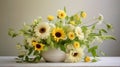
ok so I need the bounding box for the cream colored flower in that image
[65,48,84,63]
[34,22,50,39]
[75,27,84,40]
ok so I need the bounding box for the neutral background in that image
[0,0,120,56]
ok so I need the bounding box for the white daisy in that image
[34,22,50,39]
[75,27,84,40]
[64,48,84,63]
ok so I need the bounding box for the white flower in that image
[34,22,50,39]
[75,27,84,40]
[64,48,84,63]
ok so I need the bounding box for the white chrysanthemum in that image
[75,27,84,40]
[34,22,50,39]
[64,48,84,63]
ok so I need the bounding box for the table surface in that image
[0,56,120,67]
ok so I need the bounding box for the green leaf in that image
[101,36,116,40]
[24,44,29,49]
[64,6,66,12]
[33,50,39,55]
[106,24,112,30]
[18,55,24,58]
[99,29,107,35]
[33,56,41,62]
[92,59,97,62]
[8,28,18,38]
[65,16,69,20]
[25,56,29,62]
[100,29,107,33]
[88,46,98,57]
[89,33,100,36]
[81,26,88,33]
[91,24,96,30]
[28,47,33,55]
[60,45,66,52]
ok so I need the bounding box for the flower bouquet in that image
[8,7,115,63]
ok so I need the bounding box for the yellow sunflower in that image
[73,41,80,48]
[68,32,75,40]
[34,43,44,51]
[47,15,54,21]
[57,10,66,19]
[52,27,65,42]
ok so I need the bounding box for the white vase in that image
[42,48,66,62]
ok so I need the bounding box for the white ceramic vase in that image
[42,48,66,62]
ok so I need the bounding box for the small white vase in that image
[42,48,66,62]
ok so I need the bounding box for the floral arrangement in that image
[8,8,115,63]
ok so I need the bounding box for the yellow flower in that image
[57,10,66,19]
[34,43,44,51]
[52,27,65,42]
[84,56,91,62]
[70,21,75,25]
[47,15,54,21]
[68,32,75,40]
[73,41,80,48]
[32,40,37,46]
[81,11,87,18]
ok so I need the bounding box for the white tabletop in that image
[0,56,120,67]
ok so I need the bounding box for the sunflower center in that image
[73,52,78,57]
[36,44,41,48]
[61,13,64,17]
[39,27,46,33]
[55,32,61,37]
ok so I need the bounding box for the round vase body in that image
[42,48,66,62]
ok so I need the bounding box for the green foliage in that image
[8,28,18,38]
[106,24,112,30]
[88,46,98,57]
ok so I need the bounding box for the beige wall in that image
[0,0,120,56]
